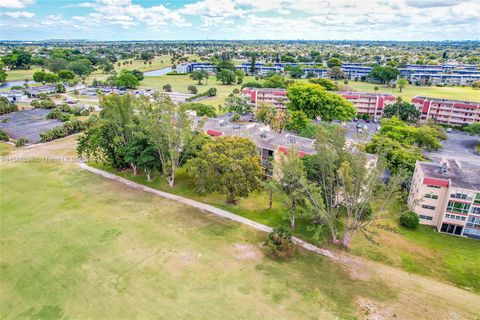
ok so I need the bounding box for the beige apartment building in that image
[408,159,480,239]
[338,92,396,119]
[412,96,480,126]
[241,87,288,110]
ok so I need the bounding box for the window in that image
[427,185,441,189]
[467,216,480,228]
[419,215,433,221]
[445,213,466,221]
[421,205,436,210]
[424,194,439,200]
[475,193,480,205]
[450,192,473,201]
[446,201,470,214]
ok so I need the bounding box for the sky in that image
[0,0,479,41]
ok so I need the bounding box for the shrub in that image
[187,85,197,94]
[185,103,216,117]
[230,113,240,122]
[186,87,218,102]
[0,97,18,115]
[55,83,66,93]
[263,226,296,258]
[207,87,217,96]
[0,129,9,141]
[40,115,98,142]
[163,84,172,92]
[15,137,28,147]
[400,211,420,229]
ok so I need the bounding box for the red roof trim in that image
[206,129,223,137]
[423,177,449,187]
[278,146,308,158]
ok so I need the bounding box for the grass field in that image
[2,139,480,319]
[0,162,391,319]
[140,75,256,109]
[342,81,480,102]
[99,164,480,294]
[0,142,14,156]
[5,67,42,81]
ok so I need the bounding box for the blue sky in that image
[0,0,479,41]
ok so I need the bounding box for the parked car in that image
[353,118,359,122]
[362,125,368,130]
[356,123,363,129]
[446,128,453,133]
[373,118,378,123]
[376,126,381,131]
[365,119,371,123]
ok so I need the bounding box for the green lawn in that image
[342,81,480,102]
[1,162,395,319]
[100,165,480,293]
[140,75,256,109]
[5,67,42,81]
[0,142,14,156]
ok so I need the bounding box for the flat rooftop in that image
[419,159,480,191]
[198,115,315,154]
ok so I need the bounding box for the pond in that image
[0,80,38,90]
[143,67,172,77]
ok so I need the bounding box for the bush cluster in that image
[0,129,9,141]
[15,137,28,147]
[31,97,56,109]
[186,87,217,101]
[0,97,18,115]
[263,226,296,258]
[400,211,420,229]
[47,104,90,121]
[40,115,98,142]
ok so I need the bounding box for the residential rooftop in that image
[419,159,480,190]
[197,115,316,154]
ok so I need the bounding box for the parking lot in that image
[426,131,480,163]
[0,109,62,143]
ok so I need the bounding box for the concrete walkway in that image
[78,162,337,260]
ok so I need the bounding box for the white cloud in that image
[0,0,35,8]
[1,11,35,18]
[405,0,462,8]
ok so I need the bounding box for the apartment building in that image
[408,73,480,86]
[341,63,372,79]
[241,87,288,109]
[338,92,395,119]
[201,116,315,168]
[408,159,480,239]
[412,96,480,126]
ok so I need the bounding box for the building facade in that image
[408,159,480,239]
[338,92,396,119]
[241,87,288,109]
[412,96,480,126]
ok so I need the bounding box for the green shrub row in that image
[186,87,217,101]
[40,115,98,142]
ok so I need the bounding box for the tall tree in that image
[396,78,408,92]
[216,69,236,85]
[383,101,420,122]
[190,70,208,85]
[287,82,356,121]
[139,96,200,187]
[186,136,263,204]
[274,147,308,229]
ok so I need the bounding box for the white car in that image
[446,128,453,133]
[376,126,381,131]
[362,125,368,130]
